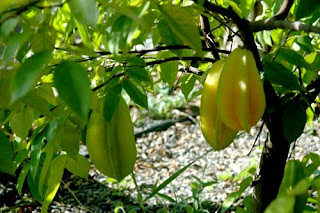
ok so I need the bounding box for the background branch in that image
[200,15,221,60]
[250,20,320,34]
[94,45,230,56]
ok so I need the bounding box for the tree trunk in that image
[252,82,290,212]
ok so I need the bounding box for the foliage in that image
[0,0,320,211]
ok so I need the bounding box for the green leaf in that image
[75,20,93,49]
[221,177,253,213]
[103,84,122,122]
[17,163,30,195]
[0,130,16,175]
[158,51,179,87]
[0,18,18,42]
[123,78,148,109]
[54,61,91,121]
[1,30,32,65]
[22,92,52,116]
[265,196,295,213]
[295,36,313,53]
[302,153,320,176]
[65,154,90,179]
[240,0,255,18]
[31,25,56,53]
[295,0,320,20]
[278,160,305,197]
[157,18,184,56]
[9,105,34,139]
[264,62,301,91]
[38,142,55,198]
[224,0,243,18]
[60,125,80,159]
[277,49,309,68]
[263,30,272,46]
[11,51,52,102]
[41,155,68,213]
[126,67,152,83]
[180,74,196,100]
[68,0,98,27]
[30,131,45,180]
[27,163,43,202]
[158,5,202,54]
[107,15,135,54]
[282,101,306,143]
[146,150,211,200]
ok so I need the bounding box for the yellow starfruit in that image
[200,60,238,150]
[86,94,137,181]
[216,48,266,132]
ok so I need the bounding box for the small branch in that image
[195,0,263,70]
[92,73,124,92]
[250,19,320,34]
[179,67,204,76]
[200,15,220,60]
[94,45,230,56]
[145,56,215,66]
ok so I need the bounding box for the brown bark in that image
[252,82,290,212]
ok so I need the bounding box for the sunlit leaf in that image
[180,74,196,100]
[17,163,30,195]
[158,4,202,54]
[65,154,90,179]
[265,196,295,213]
[11,51,53,103]
[158,51,179,87]
[41,155,68,213]
[9,105,34,139]
[68,0,98,27]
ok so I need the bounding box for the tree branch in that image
[250,19,320,34]
[200,15,220,60]
[194,0,263,70]
[94,45,230,56]
[145,56,215,66]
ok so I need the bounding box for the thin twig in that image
[247,120,266,156]
[62,180,93,213]
[146,56,215,66]
[131,172,146,213]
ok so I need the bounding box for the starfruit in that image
[216,48,266,132]
[200,60,238,150]
[86,94,137,181]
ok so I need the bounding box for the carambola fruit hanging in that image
[86,94,137,181]
[200,60,238,150]
[216,47,266,132]
[200,47,266,150]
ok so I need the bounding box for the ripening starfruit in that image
[216,48,266,132]
[200,60,238,150]
[86,94,137,181]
